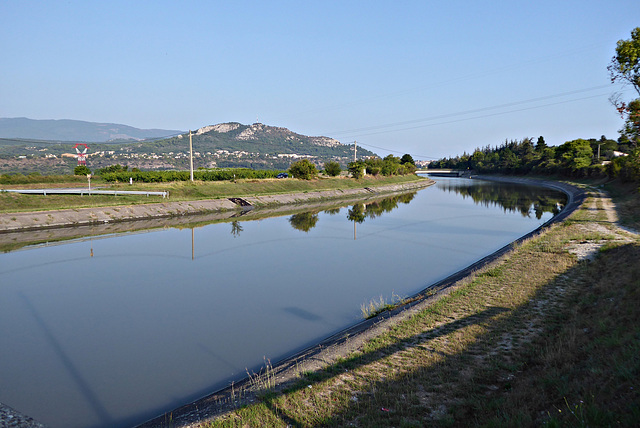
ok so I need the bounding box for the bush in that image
[289,159,318,180]
[101,168,283,183]
[74,165,91,176]
[97,164,128,175]
[323,161,341,177]
[348,160,366,179]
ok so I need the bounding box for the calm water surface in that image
[0,178,566,428]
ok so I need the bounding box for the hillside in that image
[0,117,182,142]
[0,122,377,174]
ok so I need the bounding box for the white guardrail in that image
[1,189,169,198]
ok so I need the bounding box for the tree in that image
[323,160,341,177]
[609,27,640,95]
[470,150,485,170]
[556,139,593,171]
[348,160,366,179]
[74,165,91,176]
[97,164,128,175]
[620,98,640,145]
[609,27,640,146]
[400,154,415,165]
[288,159,318,180]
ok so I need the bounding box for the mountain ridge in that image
[0,120,377,174]
[0,117,183,142]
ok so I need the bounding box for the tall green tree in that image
[535,136,547,152]
[348,160,366,179]
[609,27,640,94]
[400,154,415,165]
[556,139,593,171]
[609,27,640,145]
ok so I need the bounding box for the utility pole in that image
[189,130,194,182]
[354,140,357,162]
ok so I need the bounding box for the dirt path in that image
[566,188,637,261]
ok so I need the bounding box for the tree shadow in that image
[258,305,511,427]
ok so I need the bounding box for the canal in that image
[0,177,567,428]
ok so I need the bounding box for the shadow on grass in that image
[260,243,638,428]
[257,305,511,427]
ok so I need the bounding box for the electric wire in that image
[326,85,613,137]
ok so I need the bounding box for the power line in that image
[326,85,615,137]
[352,92,613,140]
[350,89,634,160]
[269,42,609,123]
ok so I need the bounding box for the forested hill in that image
[146,122,374,161]
[0,122,376,173]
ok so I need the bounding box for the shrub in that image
[323,161,341,177]
[74,165,91,176]
[348,160,366,179]
[289,159,318,180]
[101,168,283,183]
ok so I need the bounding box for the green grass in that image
[0,174,427,213]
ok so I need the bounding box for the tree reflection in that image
[347,203,366,223]
[230,220,243,238]
[348,192,417,223]
[289,212,319,232]
[437,181,566,219]
[323,207,341,215]
[288,192,418,232]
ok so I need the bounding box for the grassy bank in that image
[0,175,425,213]
[195,182,639,427]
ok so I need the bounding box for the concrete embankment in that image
[0,180,433,233]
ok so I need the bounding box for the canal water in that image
[0,178,567,428]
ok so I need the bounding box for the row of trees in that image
[432,27,640,186]
[430,136,639,182]
[347,154,416,179]
[101,167,283,182]
[288,154,416,180]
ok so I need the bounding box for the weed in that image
[360,292,406,319]
[245,357,276,393]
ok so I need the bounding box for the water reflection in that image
[289,212,320,232]
[288,192,419,233]
[230,220,243,238]
[436,179,566,219]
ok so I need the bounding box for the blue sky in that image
[1,0,639,159]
